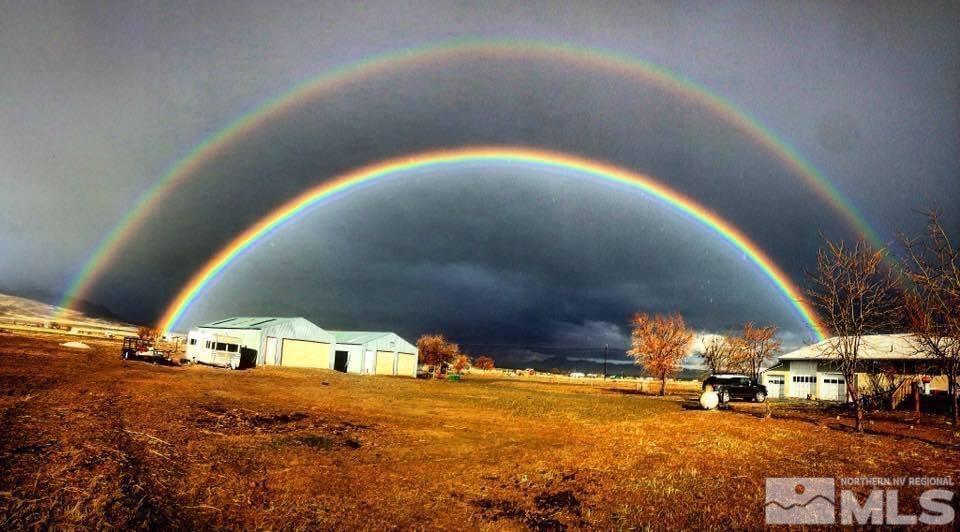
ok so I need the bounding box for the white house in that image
[762,334,945,401]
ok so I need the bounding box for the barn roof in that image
[330,331,395,344]
[779,334,938,361]
[199,317,301,329]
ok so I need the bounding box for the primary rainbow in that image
[156,146,828,340]
[58,39,881,319]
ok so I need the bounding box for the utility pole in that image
[603,344,608,380]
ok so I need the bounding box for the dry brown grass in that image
[2,330,958,530]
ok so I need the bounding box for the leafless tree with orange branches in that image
[741,323,782,381]
[901,209,960,425]
[806,237,901,432]
[699,335,747,375]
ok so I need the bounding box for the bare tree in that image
[699,335,747,375]
[741,323,783,381]
[807,238,901,432]
[902,209,960,425]
[627,313,694,396]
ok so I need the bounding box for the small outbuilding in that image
[188,317,336,368]
[330,331,419,377]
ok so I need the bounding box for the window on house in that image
[189,338,197,346]
[227,344,238,353]
[215,342,227,351]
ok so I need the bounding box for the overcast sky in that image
[1,1,957,369]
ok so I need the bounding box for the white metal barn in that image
[187,317,336,369]
[330,331,418,377]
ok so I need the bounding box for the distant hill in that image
[0,291,136,329]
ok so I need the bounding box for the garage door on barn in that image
[281,339,330,368]
[765,375,784,398]
[396,352,417,376]
[375,351,395,375]
[791,375,815,399]
[819,375,846,401]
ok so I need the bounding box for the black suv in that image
[702,374,767,403]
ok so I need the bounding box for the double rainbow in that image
[58,39,879,325]
[156,147,827,340]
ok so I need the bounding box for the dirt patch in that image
[472,474,588,532]
[473,498,529,521]
[534,490,581,515]
[192,404,316,434]
[191,403,373,453]
[473,494,575,531]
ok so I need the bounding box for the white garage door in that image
[766,376,784,398]
[281,339,330,368]
[819,375,846,401]
[396,353,417,377]
[375,351,395,375]
[791,375,816,399]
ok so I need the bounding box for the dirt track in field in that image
[2,331,959,530]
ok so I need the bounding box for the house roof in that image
[330,331,395,344]
[199,317,300,330]
[779,334,934,361]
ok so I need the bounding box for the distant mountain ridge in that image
[494,354,705,379]
[0,291,134,328]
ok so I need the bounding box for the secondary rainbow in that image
[58,39,881,319]
[156,147,828,340]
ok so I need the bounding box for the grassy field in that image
[2,331,959,530]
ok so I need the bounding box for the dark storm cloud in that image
[1,1,958,368]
